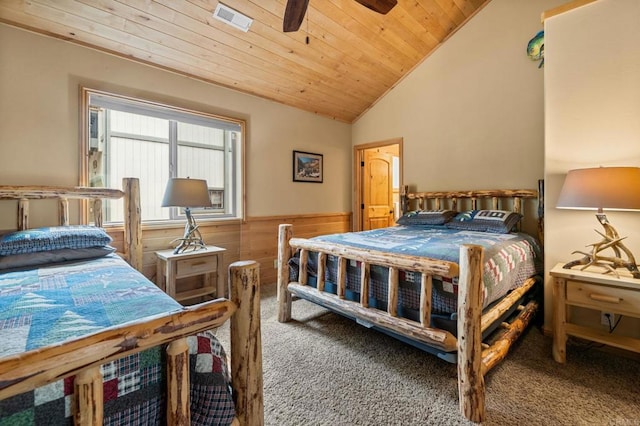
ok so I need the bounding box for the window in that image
[82,88,244,224]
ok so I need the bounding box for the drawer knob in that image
[191,261,207,266]
[589,293,621,304]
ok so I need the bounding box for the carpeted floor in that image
[217,283,640,425]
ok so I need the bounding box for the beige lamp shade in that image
[162,178,212,208]
[557,167,640,212]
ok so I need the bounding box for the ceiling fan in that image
[283,0,398,32]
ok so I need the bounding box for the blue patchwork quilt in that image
[292,225,542,315]
[0,254,181,356]
[0,254,234,425]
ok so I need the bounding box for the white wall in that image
[544,0,640,332]
[353,0,566,194]
[0,24,352,228]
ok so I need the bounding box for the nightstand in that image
[550,263,640,363]
[156,245,227,303]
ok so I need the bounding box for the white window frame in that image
[80,88,245,225]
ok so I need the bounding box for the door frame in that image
[353,137,403,232]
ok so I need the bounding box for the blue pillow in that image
[0,225,113,256]
[0,246,116,270]
[445,210,523,234]
[396,210,457,226]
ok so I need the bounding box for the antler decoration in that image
[563,213,640,278]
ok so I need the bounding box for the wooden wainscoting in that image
[240,213,352,286]
[107,212,351,291]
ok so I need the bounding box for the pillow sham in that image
[445,209,523,234]
[396,209,457,226]
[0,246,116,270]
[0,225,113,256]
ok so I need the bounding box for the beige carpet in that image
[218,283,640,425]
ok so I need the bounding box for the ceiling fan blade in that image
[283,0,310,32]
[354,0,397,14]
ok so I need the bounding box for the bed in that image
[0,178,263,425]
[277,183,544,423]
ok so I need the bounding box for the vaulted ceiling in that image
[0,0,490,123]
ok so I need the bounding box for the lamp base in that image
[171,208,207,254]
[563,213,640,279]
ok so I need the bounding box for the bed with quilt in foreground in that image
[0,178,263,425]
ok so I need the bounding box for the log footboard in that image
[457,244,485,422]
[230,260,264,425]
[0,262,263,426]
[277,223,539,423]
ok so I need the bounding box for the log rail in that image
[401,187,538,213]
[0,179,264,426]
[277,185,543,423]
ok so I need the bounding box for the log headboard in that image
[400,179,545,245]
[0,178,143,271]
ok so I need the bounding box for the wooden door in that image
[363,150,394,230]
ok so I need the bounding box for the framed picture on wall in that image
[293,150,323,183]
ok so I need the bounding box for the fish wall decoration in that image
[527,30,544,68]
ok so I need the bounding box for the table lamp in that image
[162,177,212,254]
[557,166,640,278]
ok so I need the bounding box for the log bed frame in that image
[277,183,544,423]
[0,178,264,426]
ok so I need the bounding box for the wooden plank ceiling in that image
[0,0,490,123]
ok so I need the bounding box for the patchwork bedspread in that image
[0,255,234,425]
[0,255,181,356]
[292,225,542,316]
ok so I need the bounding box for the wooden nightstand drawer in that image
[176,256,218,278]
[567,280,640,317]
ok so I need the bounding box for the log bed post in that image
[230,260,264,426]
[278,224,293,322]
[538,179,545,246]
[74,366,103,426]
[400,185,409,214]
[166,338,190,425]
[122,178,143,272]
[457,244,485,423]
